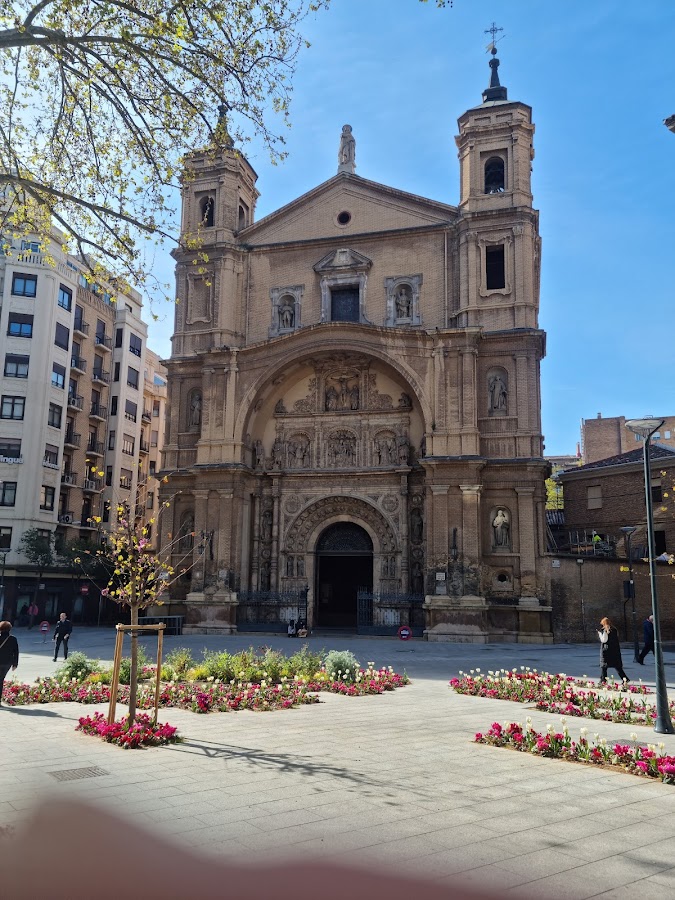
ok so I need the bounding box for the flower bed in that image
[475,720,675,785]
[77,712,180,749]
[449,668,668,727]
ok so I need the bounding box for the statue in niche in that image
[274,399,287,414]
[395,286,412,319]
[488,373,508,415]
[374,438,384,465]
[492,508,511,549]
[411,508,423,544]
[297,557,305,577]
[289,439,309,469]
[325,386,338,411]
[279,298,295,330]
[286,556,294,577]
[398,392,413,410]
[386,437,397,465]
[329,434,355,467]
[338,124,356,172]
[254,440,264,469]
[260,562,271,591]
[189,392,202,428]
[381,556,394,578]
[350,384,360,410]
[179,515,194,551]
[411,561,424,595]
[397,435,410,465]
[419,435,426,458]
[272,437,284,469]
[261,510,273,542]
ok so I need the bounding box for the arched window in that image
[238,202,249,231]
[484,157,505,194]
[199,196,215,227]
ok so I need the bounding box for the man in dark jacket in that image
[53,613,73,662]
[0,620,19,705]
[637,615,655,664]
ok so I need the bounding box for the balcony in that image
[142,408,152,422]
[43,456,60,470]
[94,333,113,351]
[82,478,103,493]
[139,438,150,454]
[124,411,137,423]
[92,368,110,384]
[64,431,81,448]
[61,472,78,486]
[89,402,108,421]
[70,356,87,374]
[67,393,84,411]
[119,476,132,490]
[73,318,89,336]
[86,439,104,456]
[135,504,145,518]
[58,511,75,525]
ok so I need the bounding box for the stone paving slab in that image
[3,629,675,898]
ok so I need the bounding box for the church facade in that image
[159,56,552,642]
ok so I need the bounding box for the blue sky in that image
[146,0,675,456]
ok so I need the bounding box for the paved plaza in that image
[3,628,675,898]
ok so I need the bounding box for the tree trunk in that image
[128,604,139,726]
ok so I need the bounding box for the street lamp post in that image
[625,418,674,734]
[620,526,639,662]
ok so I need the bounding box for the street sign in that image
[398,625,412,641]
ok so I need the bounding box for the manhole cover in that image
[48,766,110,782]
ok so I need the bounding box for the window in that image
[115,328,123,348]
[0,438,21,460]
[11,273,37,297]
[1,395,25,420]
[651,480,663,503]
[48,402,62,428]
[666,431,672,440]
[51,362,66,390]
[113,362,120,382]
[58,285,72,311]
[238,202,249,230]
[7,313,34,338]
[145,523,153,541]
[152,399,160,417]
[120,468,132,490]
[0,527,12,549]
[106,466,113,487]
[93,355,104,379]
[110,396,118,416]
[330,287,360,322]
[149,461,156,476]
[484,156,505,194]
[655,530,667,556]
[108,430,116,450]
[0,482,17,506]
[587,485,602,510]
[485,245,506,290]
[129,333,142,357]
[21,240,40,253]
[54,322,70,350]
[127,367,139,389]
[102,501,111,523]
[74,306,86,331]
[4,354,29,378]
[122,433,135,456]
[146,491,154,509]
[44,443,59,466]
[200,196,214,227]
[151,429,158,447]
[124,399,137,422]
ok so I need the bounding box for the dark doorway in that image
[316,523,373,629]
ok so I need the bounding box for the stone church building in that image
[159,54,552,642]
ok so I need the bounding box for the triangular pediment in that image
[240,173,458,246]
[313,248,372,273]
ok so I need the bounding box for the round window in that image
[336,211,352,226]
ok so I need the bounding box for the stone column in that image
[202,367,214,443]
[460,347,479,455]
[516,486,538,605]
[515,353,530,456]
[270,477,281,590]
[251,489,261,590]
[224,349,238,443]
[192,490,209,591]
[459,484,482,601]
[399,474,409,592]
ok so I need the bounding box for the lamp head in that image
[625,417,665,439]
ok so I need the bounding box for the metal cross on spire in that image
[484,22,504,54]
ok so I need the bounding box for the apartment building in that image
[139,348,168,551]
[0,233,161,621]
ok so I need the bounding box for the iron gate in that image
[237,588,308,633]
[356,590,425,636]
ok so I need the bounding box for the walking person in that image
[27,601,38,630]
[52,612,72,662]
[0,621,19,706]
[598,616,629,685]
[637,615,655,665]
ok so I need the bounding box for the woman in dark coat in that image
[0,620,19,706]
[598,616,628,685]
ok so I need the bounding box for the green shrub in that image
[118,646,150,685]
[324,649,360,683]
[56,652,100,683]
[164,647,194,675]
[287,644,325,679]
[202,650,236,682]
[88,669,112,685]
[160,665,177,681]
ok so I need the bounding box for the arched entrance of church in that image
[315,523,373,629]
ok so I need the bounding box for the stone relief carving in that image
[366,373,393,410]
[260,561,271,590]
[384,274,422,326]
[188,390,202,430]
[397,434,410,465]
[272,437,284,469]
[381,495,399,513]
[411,508,424,544]
[269,285,303,337]
[338,124,356,174]
[492,507,511,550]
[254,440,265,469]
[324,375,359,411]
[487,370,508,416]
[287,435,311,469]
[381,556,396,578]
[411,561,424,595]
[261,509,273,542]
[178,514,195,552]
[279,296,295,330]
[284,496,301,515]
[327,431,356,467]
[274,399,287,414]
[398,393,413,410]
[373,433,397,466]
[293,378,317,414]
[285,496,397,555]
[395,286,412,319]
[186,276,212,325]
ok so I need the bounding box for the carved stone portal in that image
[285,496,398,555]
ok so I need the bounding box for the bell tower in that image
[172,105,259,353]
